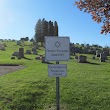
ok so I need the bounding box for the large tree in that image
[34,18,59,46]
[54,21,59,36]
[75,0,110,34]
[48,20,54,36]
[34,19,42,43]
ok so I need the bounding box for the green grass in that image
[0,41,110,110]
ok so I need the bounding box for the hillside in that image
[0,41,110,110]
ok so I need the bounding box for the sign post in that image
[45,36,70,110]
[56,61,60,110]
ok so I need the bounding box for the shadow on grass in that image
[23,57,33,60]
[42,62,53,64]
[78,61,100,65]
[0,64,19,66]
[86,61,100,65]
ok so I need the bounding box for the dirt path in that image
[0,66,25,76]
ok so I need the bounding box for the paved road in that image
[0,66,25,76]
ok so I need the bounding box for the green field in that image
[0,41,110,110]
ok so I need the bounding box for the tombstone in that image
[99,53,107,62]
[42,56,45,63]
[17,41,21,45]
[0,44,5,50]
[19,48,24,58]
[96,50,102,57]
[78,55,87,63]
[1,46,5,51]
[3,43,7,47]
[32,47,36,51]
[33,51,37,55]
[26,50,31,54]
[12,52,19,57]
[17,56,21,59]
[41,56,49,63]
[75,55,78,59]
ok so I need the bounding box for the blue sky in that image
[0,0,110,47]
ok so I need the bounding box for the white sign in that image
[45,36,70,61]
[48,64,67,77]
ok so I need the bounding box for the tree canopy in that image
[75,0,110,34]
[34,18,58,46]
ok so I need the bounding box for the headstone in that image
[33,51,37,55]
[99,53,107,62]
[0,44,5,50]
[78,55,87,63]
[12,52,19,57]
[19,48,24,58]
[26,50,31,54]
[75,55,78,59]
[1,46,5,51]
[17,41,21,45]
[42,56,45,63]
[17,56,21,59]
[41,56,49,63]
[96,50,102,57]
[32,47,36,51]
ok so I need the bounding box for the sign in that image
[48,64,67,77]
[45,36,70,61]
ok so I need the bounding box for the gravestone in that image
[1,46,5,51]
[33,51,37,55]
[12,52,19,57]
[96,50,102,57]
[26,50,31,54]
[0,44,5,50]
[17,41,21,45]
[32,47,36,51]
[75,55,78,59]
[32,47,37,55]
[19,48,24,58]
[41,56,49,63]
[99,53,107,62]
[78,55,87,63]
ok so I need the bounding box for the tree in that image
[54,21,59,36]
[34,18,59,46]
[25,37,29,41]
[75,0,110,34]
[30,38,34,42]
[48,20,54,36]
[34,19,42,44]
[41,18,48,44]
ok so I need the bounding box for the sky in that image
[0,0,110,47]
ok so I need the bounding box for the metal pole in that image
[56,61,60,110]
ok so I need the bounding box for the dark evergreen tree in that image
[48,21,54,36]
[54,21,58,36]
[34,19,42,44]
[41,18,49,45]
[34,18,59,46]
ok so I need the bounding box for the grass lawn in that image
[0,41,110,110]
